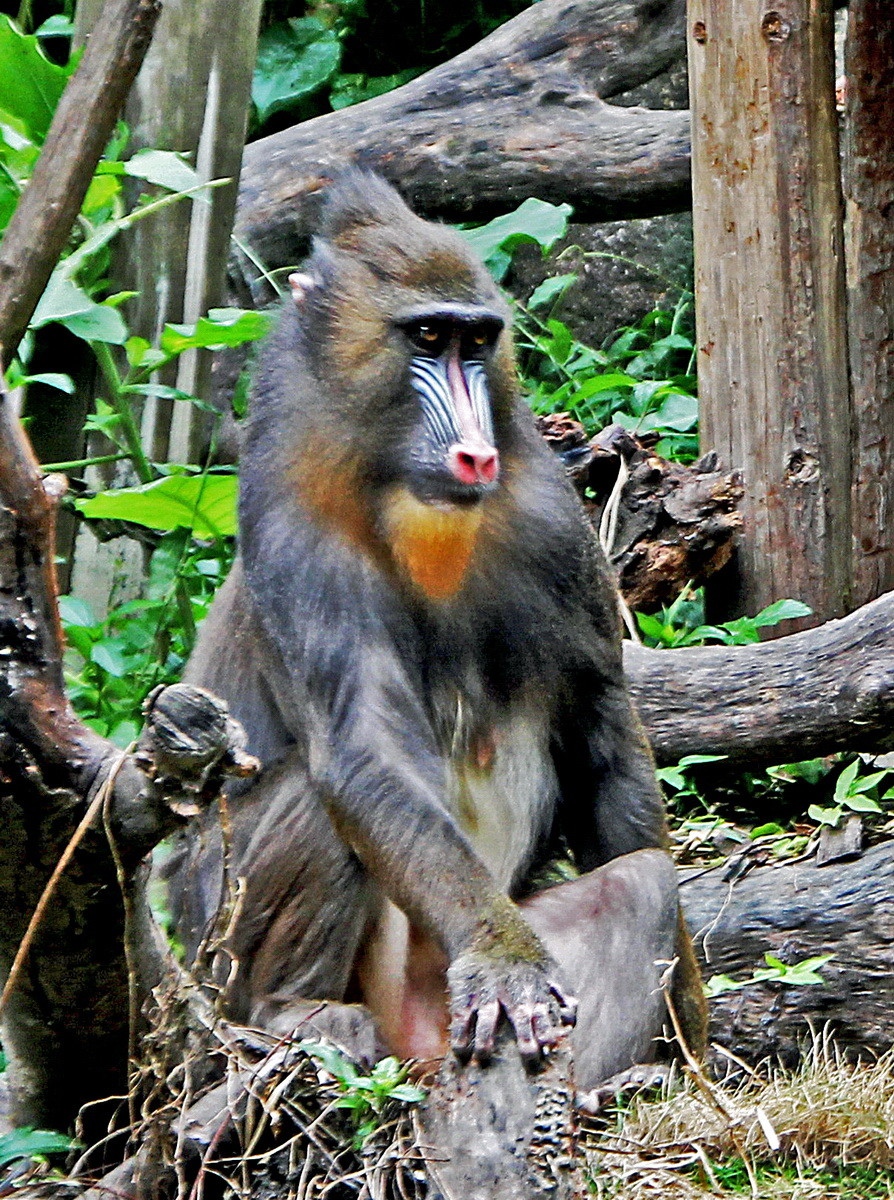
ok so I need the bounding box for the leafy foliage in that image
[705,953,833,998]
[253,17,341,126]
[60,533,233,743]
[305,1042,426,1147]
[0,1125,77,1168]
[636,591,813,649]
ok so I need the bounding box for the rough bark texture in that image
[843,0,894,608]
[0,0,162,366]
[681,840,894,1065]
[0,394,252,1128]
[625,589,894,767]
[541,418,744,611]
[232,0,691,297]
[688,0,851,625]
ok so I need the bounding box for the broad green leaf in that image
[0,1126,76,1167]
[569,373,636,401]
[35,15,75,38]
[461,199,573,268]
[753,598,813,626]
[90,640,129,677]
[808,803,842,827]
[58,595,96,628]
[527,273,576,310]
[833,758,862,804]
[0,15,74,141]
[122,148,201,193]
[59,303,128,345]
[648,391,698,432]
[253,18,341,126]
[841,793,882,814]
[75,475,237,538]
[161,308,273,354]
[24,372,74,393]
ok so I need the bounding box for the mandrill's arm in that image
[244,540,575,1062]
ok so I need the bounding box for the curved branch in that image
[625,591,894,766]
[234,0,690,280]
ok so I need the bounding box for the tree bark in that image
[687,0,851,626]
[0,0,162,367]
[232,0,691,294]
[625,590,894,767]
[681,840,894,1065]
[843,0,894,608]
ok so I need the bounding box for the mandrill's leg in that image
[521,848,679,1091]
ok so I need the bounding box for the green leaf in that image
[646,391,698,433]
[0,15,74,141]
[34,15,75,39]
[90,640,130,677]
[58,595,96,627]
[23,372,74,393]
[833,758,862,805]
[253,18,341,126]
[160,308,273,354]
[527,274,576,310]
[461,199,573,271]
[753,598,813,626]
[121,148,201,193]
[0,1126,76,1167]
[635,612,669,643]
[75,475,237,538]
[841,793,882,814]
[31,275,128,344]
[387,1083,427,1103]
[808,803,842,827]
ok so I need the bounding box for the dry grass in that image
[584,1033,894,1199]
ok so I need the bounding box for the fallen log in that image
[625,590,894,767]
[233,0,690,290]
[681,840,894,1065]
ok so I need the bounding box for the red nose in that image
[448,443,500,486]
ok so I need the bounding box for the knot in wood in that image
[761,11,791,42]
[692,20,707,44]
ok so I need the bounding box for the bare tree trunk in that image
[687,0,851,626]
[843,0,894,608]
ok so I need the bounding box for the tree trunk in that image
[843,0,894,608]
[687,0,851,626]
[232,0,691,295]
[681,840,894,1065]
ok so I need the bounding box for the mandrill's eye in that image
[405,322,448,356]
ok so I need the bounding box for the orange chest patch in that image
[382,487,484,601]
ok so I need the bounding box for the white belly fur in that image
[445,706,556,892]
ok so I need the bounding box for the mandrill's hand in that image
[447,946,577,1065]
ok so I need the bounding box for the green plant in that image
[705,953,832,999]
[306,1042,426,1147]
[0,1125,77,1168]
[656,754,728,806]
[60,531,233,743]
[807,757,894,830]
[636,591,813,648]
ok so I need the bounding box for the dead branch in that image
[232,0,689,291]
[625,590,894,767]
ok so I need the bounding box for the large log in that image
[681,840,894,1065]
[233,0,691,287]
[625,590,894,767]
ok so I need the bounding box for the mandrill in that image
[167,171,706,1088]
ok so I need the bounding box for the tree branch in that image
[625,591,894,767]
[0,0,162,365]
[233,0,690,287]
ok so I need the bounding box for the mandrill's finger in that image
[530,1003,561,1050]
[550,982,578,1026]
[472,998,501,1061]
[450,1004,477,1061]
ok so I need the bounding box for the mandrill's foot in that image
[577,1061,677,1114]
[251,995,389,1068]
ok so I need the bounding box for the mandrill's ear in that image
[288,273,317,308]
